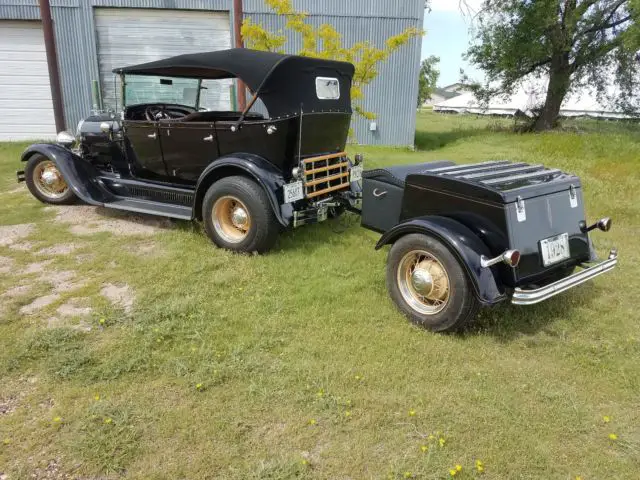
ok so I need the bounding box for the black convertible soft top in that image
[114,48,355,117]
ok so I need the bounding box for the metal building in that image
[0,0,424,145]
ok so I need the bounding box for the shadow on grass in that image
[468,282,600,341]
[414,127,486,151]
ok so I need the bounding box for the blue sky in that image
[421,0,484,87]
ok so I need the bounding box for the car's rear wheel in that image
[203,176,278,254]
[25,154,76,205]
[386,233,480,332]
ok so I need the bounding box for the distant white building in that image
[423,82,473,106]
[434,81,633,119]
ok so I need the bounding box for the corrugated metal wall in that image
[0,0,423,146]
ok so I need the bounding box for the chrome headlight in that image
[56,131,76,147]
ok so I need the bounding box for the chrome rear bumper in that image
[512,249,618,306]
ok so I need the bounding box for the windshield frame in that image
[120,73,204,110]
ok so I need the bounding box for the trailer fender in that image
[375,216,507,305]
[194,153,292,227]
[20,144,113,205]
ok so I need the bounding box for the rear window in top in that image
[316,77,340,100]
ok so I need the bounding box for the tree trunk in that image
[534,55,571,131]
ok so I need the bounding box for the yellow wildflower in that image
[420,445,428,452]
[301,459,308,466]
[428,434,435,440]
[94,394,100,401]
[196,383,203,390]
[603,415,610,423]
[608,433,618,440]
[408,409,416,417]
[355,374,362,380]
[455,465,462,472]
[3,438,10,445]
[439,437,446,447]
[52,416,62,423]
[316,389,324,397]
[449,469,457,476]
[345,411,351,417]
[476,459,484,473]
[403,472,412,479]
[99,318,105,325]
[308,419,316,426]
[575,476,583,480]
[103,417,112,424]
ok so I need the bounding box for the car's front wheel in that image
[25,154,76,205]
[386,233,480,332]
[202,176,279,254]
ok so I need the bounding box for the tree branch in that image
[580,14,631,35]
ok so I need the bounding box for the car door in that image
[124,121,167,179]
[159,122,218,182]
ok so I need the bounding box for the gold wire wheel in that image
[32,160,69,199]
[397,250,451,315]
[212,195,252,244]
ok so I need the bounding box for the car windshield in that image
[124,75,234,111]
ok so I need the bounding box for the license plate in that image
[540,233,570,267]
[283,181,304,203]
[350,165,363,183]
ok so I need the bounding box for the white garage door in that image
[0,21,56,141]
[95,8,232,112]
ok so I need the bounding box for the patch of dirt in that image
[0,256,14,274]
[9,241,37,252]
[0,223,34,247]
[125,241,163,257]
[75,253,96,264]
[101,283,135,313]
[0,395,19,416]
[56,298,93,318]
[50,205,173,237]
[36,243,80,256]
[29,459,73,480]
[19,294,60,316]
[21,260,54,275]
[39,270,86,294]
[2,185,27,195]
[1,285,32,298]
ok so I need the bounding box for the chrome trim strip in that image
[461,164,542,180]
[512,250,618,306]
[426,160,511,173]
[482,168,562,185]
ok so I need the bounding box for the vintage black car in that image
[17,49,617,332]
[17,49,362,253]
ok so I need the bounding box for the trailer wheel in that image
[386,233,480,332]
[203,176,278,254]
[25,154,76,205]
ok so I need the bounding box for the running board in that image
[105,198,192,220]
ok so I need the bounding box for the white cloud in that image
[429,0,483,13]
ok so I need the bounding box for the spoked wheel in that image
[212,195,252,244]
[25,154,76,204]
[386,233,480,332]
[396,250,451,315]
[203,176,278,254]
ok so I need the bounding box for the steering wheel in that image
[145,105,171,121]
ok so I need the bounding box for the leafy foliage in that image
[417,55,441,107]
[466,0,640,130]
[241,0,423,120]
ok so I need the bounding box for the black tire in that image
[386,233,480,332]
[202,176,279,254]
[25,154,76,205]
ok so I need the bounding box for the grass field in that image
[0,111,638,479]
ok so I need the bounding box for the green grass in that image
[1,112,639,479]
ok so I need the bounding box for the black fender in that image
[375,216,507,305]
[194,153,292,227]
[21,144,114,205]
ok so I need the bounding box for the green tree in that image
[466,1,640,131]
[241,0,423,120]
[417,55,441,107]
